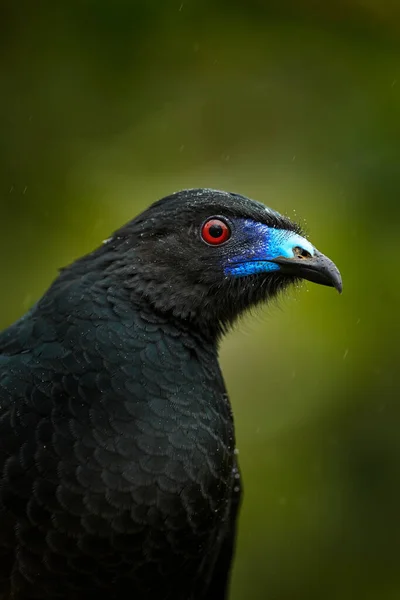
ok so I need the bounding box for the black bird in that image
[0,188,341,600]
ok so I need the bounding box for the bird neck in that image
[118,278,225,346]
[59,246,229,344]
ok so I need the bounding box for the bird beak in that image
[270,249,343,293]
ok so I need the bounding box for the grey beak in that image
[271,249,343,293]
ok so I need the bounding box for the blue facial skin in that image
[224,219,315,277]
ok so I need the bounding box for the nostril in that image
[293,246,312,259]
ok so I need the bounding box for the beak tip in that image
[333,275,343,294]
[331,269,343,295]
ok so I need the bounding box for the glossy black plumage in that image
[0,188,340,600]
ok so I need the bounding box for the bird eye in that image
[201,218,231,245]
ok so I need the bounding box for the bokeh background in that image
[1,1,400,598]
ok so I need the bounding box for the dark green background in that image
[1,1,400,598]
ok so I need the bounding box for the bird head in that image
[95,188,342,339]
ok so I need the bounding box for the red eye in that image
[201,218,231,245]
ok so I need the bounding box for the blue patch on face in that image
[224,219,315,278]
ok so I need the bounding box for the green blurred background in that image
[1,1,400,598]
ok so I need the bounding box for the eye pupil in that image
[209,224,223,238]
[201,218,231,245]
